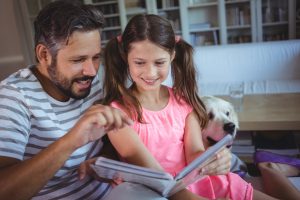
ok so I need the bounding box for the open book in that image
[90,134,233,197]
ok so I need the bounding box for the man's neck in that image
[31,65,69,102]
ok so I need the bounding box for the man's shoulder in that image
[1,67,35,87]
[0,66,41,101]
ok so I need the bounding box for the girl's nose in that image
[145,65,157,77]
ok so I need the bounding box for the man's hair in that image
[34,0,104,60]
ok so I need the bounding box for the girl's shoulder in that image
[111,101,126,111]
[166,86,193,113]
[165,86,176,99]
[167,86,185,104]
[110,101,127,113]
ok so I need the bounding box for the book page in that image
[91,157,175,195]
[91,135,233,197]
[166,134,233,197]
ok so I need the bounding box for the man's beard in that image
[47,58,94,100]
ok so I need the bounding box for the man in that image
[0,1,133,199]
[0,1,229,200]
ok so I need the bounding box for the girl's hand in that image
[200,148,231,175]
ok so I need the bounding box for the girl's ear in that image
[36,44,52,66]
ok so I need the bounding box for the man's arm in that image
[0,134,78,200]
[0,104,132,200]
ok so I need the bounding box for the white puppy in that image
[201,96,248,177]
[201,95,238,148]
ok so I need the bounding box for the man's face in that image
[48,30,101,100]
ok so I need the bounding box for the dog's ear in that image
[208,111,214,120]
[201,95,216,112]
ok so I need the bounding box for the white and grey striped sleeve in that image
[0,84,31,160]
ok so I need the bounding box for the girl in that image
[100,14,273,200]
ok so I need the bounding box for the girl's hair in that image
[102,14,208,128]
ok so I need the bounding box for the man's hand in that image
[68,104,133,148]
[78,158,123,186]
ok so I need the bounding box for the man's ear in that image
[36,44,52,66]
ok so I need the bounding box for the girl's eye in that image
[156,62,165,66]
[135,62,144,65]
[93,56,100,61]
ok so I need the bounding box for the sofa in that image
[164,40,300,95]
[193,40,300,96]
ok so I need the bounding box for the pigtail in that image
[172,40,208,128]
[101,37,143,122]
[102,38,126,105]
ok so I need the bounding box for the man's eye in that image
[72,58,85,63]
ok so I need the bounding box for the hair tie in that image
[117,35,122,43]
[175,35,181,43]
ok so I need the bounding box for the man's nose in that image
[83,60,97,76]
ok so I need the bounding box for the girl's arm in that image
[107,126,164,171]
[105,122,212,200]
[184,111,206,164]
[77,128,163,181]
[184,111,231,175]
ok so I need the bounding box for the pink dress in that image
[112,87,253,200]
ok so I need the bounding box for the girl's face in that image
[127,40,174,91]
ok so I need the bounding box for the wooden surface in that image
[219,93,300,131]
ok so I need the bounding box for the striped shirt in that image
[0,66,111,199]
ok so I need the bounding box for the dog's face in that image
[201,96,239,148]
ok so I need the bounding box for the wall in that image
[0,0,25,81]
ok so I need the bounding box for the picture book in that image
[90,134,233,197]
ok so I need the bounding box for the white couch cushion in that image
[193,40,300,95]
